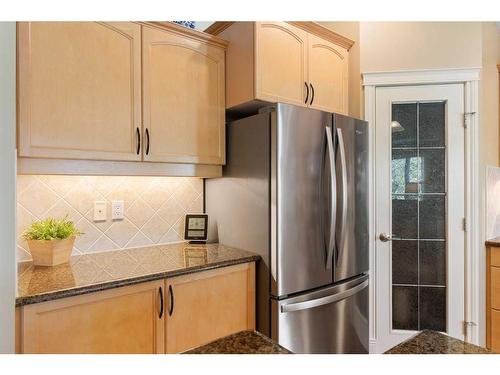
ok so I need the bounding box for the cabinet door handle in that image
[136,128,140,155]
[310,83,315,105]
[145,128,150,155]
[158,286,164,319]
[168,285,174,316]
[304,82,309,104]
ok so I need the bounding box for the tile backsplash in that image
[486,166,500,239]
[17,175,203,261]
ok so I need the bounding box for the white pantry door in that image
[374,84,465,353]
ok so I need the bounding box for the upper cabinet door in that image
[142,25,226,165]
[18,22,142,161]
[307,33,349,114]
[255,22,308,106]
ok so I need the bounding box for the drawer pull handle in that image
[145,128,150,156]
[158,286,164,319]
[310,83,315,105]
[168,285,174,316]
[304,82,309,104]
[136,127,140,155]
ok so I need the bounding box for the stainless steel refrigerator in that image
[206,103,369,354]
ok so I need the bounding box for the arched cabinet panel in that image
[308,33,348,114]
[255,22,308,106]
[142,25,226,165]
[18,22,142,161]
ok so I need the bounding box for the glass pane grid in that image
[391,101,446,332]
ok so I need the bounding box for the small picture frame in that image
[184,214,208,244]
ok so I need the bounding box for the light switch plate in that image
[94,201,107,222]
[112,200,124,220]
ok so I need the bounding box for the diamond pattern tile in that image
[17,175,203,260]
[126,198,155,228]
[105,218,138,248]
[18,179,59,217]
[141,214,169,243]
[157,197,185,226]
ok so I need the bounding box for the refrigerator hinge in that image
[462,217,467,232]
[463,112,476,129]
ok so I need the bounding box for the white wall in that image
[0,22,17,354]
[360,22,483,72]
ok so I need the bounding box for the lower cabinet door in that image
[21,280,165,354]
[165,262,256,353]
[492,309,500,353]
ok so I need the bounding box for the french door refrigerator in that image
[206,103,369,353]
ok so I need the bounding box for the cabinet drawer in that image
[492,267,500,310]
[492,309,500,353]
[491,247,500,267]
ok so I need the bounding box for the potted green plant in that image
[22,217,82,266]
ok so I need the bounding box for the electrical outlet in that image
[94,201,107,222]
[112,200,124,220]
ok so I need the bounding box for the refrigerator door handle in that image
[336,128,348,263]
[325,126,336,269]
[280,279,369,313]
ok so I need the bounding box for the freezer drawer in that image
[271,274,369,354]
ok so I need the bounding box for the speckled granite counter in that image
[16,243,259,307]
[385,330,490,354]
[485,236,500,247]
[183,330,291,354]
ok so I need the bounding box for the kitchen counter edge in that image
[16,251,259,307]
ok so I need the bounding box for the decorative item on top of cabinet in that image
[17,21,228,177]
[205,21,353,116]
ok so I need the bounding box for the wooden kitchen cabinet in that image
[20,280,165,354]
[142,23,226,165]
[487,245,500,353]
[16,262,256,354]
[16,21,227,177]
[208,21,353,114]
[165,262,255,353]
[254,22,308,106]
[17,22,142,162]
[307,33,348,114]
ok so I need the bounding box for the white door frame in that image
[363,68,481,353]
[0,22,17,353]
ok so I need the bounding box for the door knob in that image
[379,233,393,242]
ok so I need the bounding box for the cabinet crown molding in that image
[139,22,229,48]
[205,21,355,50]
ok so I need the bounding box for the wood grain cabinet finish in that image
[165,262,255,353]
[20,280,165,354]
[254,22,308,106]
[213,21,352,114]
[307,33,348,114]
[17,21,227,176]
[487,246,500,353]
[142,24,226,165]
[16,262,256,354]
[17,22,142,161]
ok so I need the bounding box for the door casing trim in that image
[363,68,481,353]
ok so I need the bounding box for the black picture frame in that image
[184,214,208,242]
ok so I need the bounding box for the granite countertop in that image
[183,330,291,354]
[16,242,259,307]
[485,236,500,247]
[385,330,491,354]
